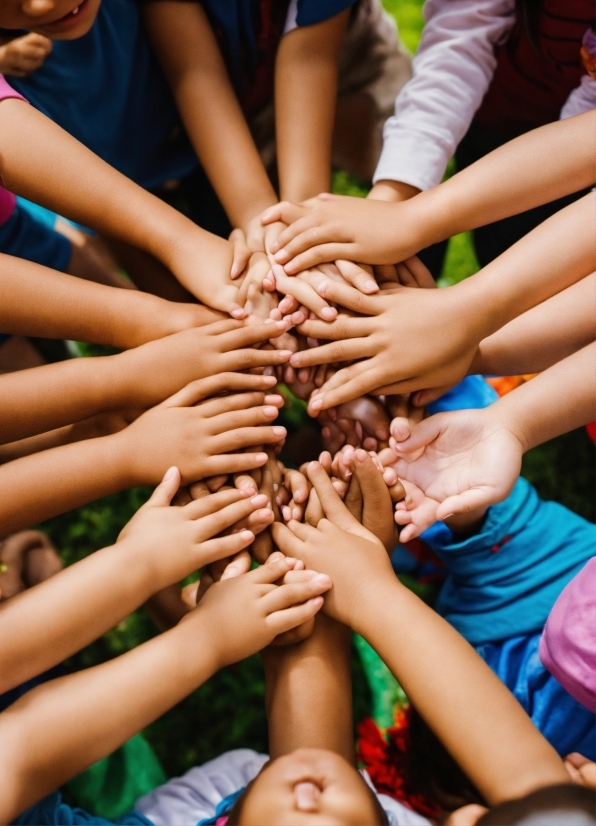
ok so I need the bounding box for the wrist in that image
[452,274,503,341]
[368,180,420,203]
[350,576,403,639]
[105,429,144,490]
[177,606,222,676]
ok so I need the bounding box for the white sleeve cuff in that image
[373,125,453,190]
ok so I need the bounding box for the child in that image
[0,76,251,313]
[135,460,589,825]
[0,470,330,822]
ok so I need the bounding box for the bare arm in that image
[0,100,240,312]
[141,1,277,234]
[262,614,354,762]
[275,10,350,202]
[472,273,596,376]
[0,253,223,349]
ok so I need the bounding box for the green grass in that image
[37,0,594,797]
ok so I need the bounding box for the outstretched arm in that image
[0,556,328,823]
[262,612,354,762]
[0,253,222,349]
[0,99,241,312]
[275,10,350,204]
[273,463,570,807]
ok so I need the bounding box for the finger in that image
[203,452,270,476]
[234,472,259,496]
[270,521,305,557]
[266,596,325,635]
[390,416,443,456]
[221,318,290,350]
[344,473,363,522]
[207,401,282,430]
[284,468,310,505]
[250,554,294,584]
[352,448,393,524]
[271,266,337,321]
[289,338,372,369]
[220,550,252,579]
[405,255,436,290]
[198,530,255,564]
[436,490,492,521]
[184,488,255,520]
[161,372,278,408]
[296,315,373,342]
[144,466,181,507]
[315,280,379,316]
[219,341,292,373]
[334,260,378,294]
[261,201,307,227]
[229,228,252,279]
[308,366,386,413]
[397,523,422,543]
[252,527,274,564]
[188,480,212,501]
[306,462,361,531]
[262,574,331,612]
[211,424,286,452]
[232,506,274,534]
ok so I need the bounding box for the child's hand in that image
[191,554,331,669]
[117,373,288,486]
[341,448,398,552]
[564,753,596,789]
[262,193,423,273]
[291,282,484,411]
[116,319,292,409]
[0,530,62,601]
[392,478,440,541]
[0,33,51,77]
[272,462,395,629]
[389,407,523,519]
[118,466,271,586]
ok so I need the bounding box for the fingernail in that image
[262,375,277,385]
[273,426,287,436]
[263,405,278,417]
[251,494,267,506]
[321,427,330,438]
[310,398,323,411]
[282,506,291,521]
[273,249,288,262]
[231,308,246,319]
[264,394,282,404]
[240,530,254,541]
[289,354,301,366]
[320,307,337,321]
[256,508,272,520]
[355,449,367,463]
[164,466,177,481]
[277,350,293,360]
[364,280,378,293]
[314,574,331,586]
[317,281,329,296]
[256,453,268,463]
[292,311,306,324]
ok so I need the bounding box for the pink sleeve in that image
[0,74,26,224]
[539,557,596,712]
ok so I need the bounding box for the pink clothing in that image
[0,74,26,225]
[539,558,596,712]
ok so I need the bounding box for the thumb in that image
[436,488,491,521]
[391,416,442,455]
[412,384,456,407]
[146,467,180,507]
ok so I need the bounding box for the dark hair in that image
[403,707,485,811]
[477,783,596,825]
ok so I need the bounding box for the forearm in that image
[0,618,215,822]
[0,254,207,349]
[356,580,568,805]
[492,342,596,452]
[415,111,596,247]
[0,100,199,269]
[472,273,596,375]
[275,12,349,202]
[0,432,131,536]
[262,615,354,761]
[0,537,164,693]
[455,194,596,335]
[142,2,277,229]
[0,355,130,443]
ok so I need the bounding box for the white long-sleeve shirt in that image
[373,0,595,190]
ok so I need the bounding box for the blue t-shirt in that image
[13,793,152,826]
[10,0,198,190]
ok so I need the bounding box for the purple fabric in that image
[539,558,596,712]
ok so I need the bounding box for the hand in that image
[340,448,399,552]
[290,281,484,410]
[0,33,51,77]
[117,373,288,486]
[564,753,596,789]
[116,318,292,409]
[191,553,331,669]
[271,462,395,629]
[388,407,523,519]
[0,530,62,601]
[118,466,271,585]
[262,193,423,274]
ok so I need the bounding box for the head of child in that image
[0,0,100,40]
[446,784,596,826]
[227,748,390,826]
